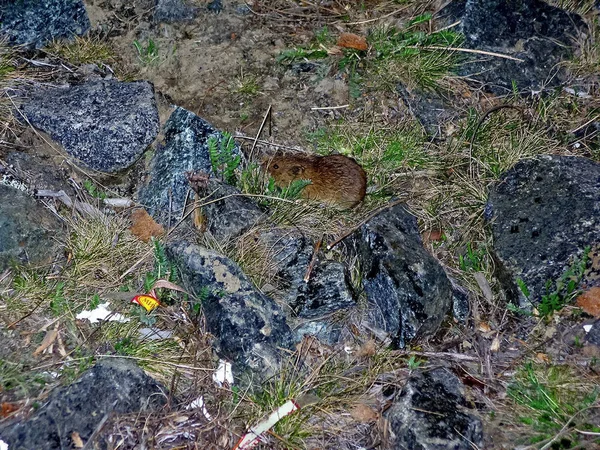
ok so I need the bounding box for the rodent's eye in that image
[272,164,279,170]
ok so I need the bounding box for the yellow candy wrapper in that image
[131,294,160,312]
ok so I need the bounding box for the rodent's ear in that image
[291,165,304,176]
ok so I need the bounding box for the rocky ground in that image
[1,0,600,449]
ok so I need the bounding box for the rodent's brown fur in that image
[264,153,367,209]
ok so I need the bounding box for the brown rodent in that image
[263,153,367,209]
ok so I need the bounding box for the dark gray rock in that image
[167,241,293,379]
[487,155,600,306]
[586,320,600,346]
[293,261,356,319]
[0,185,62,271]
[197,179,265,242]
[259,229,357,319]
[0,0,90,49]
[386,368,483,450]
[350,204,453,347]
[207,0,224,13]
[138,107,240,227]
[5,151,73,195]
[397,84,459,138]
[154,0,199,22]
[0,358,167,450]
[439,0,586,93]
[22,80,159,173]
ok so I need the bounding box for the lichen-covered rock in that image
[440,0,586,93]
[138,107,240,227]
[22,80,159,173]
[167,241,293,379]
[487,155,600,306]
[196,179,265,242]
[0,185,62,271]
[0,0,90,49]
[0,359,167,450]
[350,203,453,347]
[154,0,199,22]
[386,368,483,449]
[259,229,357,319]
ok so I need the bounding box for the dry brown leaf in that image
[422,229,444,245]
[477,322,491,333]
[71,431,84,448]
[473,272,493,302]
[490,335,500,352]
[1,402,19,417]
[576,287,600,317]
[33,329,58,356]
[356,339,377,358]
[349,404,378,423]
[193,206,207,232]
[535,353,550,363]
[129,208,165,242]
[337,33,368,51]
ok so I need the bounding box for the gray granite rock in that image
[138,107,240,227]
[487,155,600,306]
[350,203,453,347]
[439,0,586,94]
[0,185,62,271]
[167,241,293,379]
[386,368,483,449]
[22,80,159,173]
[0,0,90,49]
[0,358,167,450]
[154,0,199,22]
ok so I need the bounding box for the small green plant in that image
[133,39,159,65]
[142,239,178,307]
[83,179,106,200]
[407,355,422,370]
[232,69,261,97]
[208,132,240,185]
[50,281,68,317]
[537,248,590,317]
[265,177,311,200]
[459,242,486,272]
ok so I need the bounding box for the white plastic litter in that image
[583,324,593,333]
[212,359,234,387]
[0,439,9,450]
[186,395,213,421]
[234,399,301,449]
[76,302,129,323]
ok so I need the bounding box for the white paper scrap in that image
[0,439,9,450]
[186,395,213,421]
[76,302,129,323]
[212,359,234,387]
[583,324,593,333]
